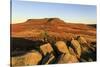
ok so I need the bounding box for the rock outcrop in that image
[11,50,42,66]
[11,18,96,66]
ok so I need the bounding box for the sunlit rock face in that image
[11,50,42,66]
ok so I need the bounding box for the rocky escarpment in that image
[11,18,96,66]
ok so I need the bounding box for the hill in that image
[11,18,96,66]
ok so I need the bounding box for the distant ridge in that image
[24,18,65,25]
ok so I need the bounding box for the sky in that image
[12,0,96,24]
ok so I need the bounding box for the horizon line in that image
[11,17,96,24]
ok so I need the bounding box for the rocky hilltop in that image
[11,18,96,66]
